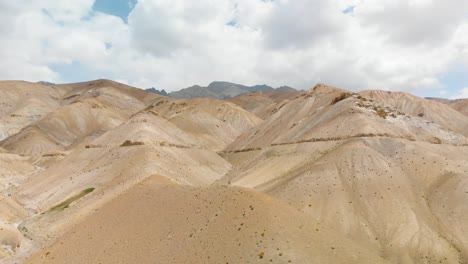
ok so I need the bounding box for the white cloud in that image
[259,0,345,49]
[0,0,467,93]
[453,87,468,99]
[354,0,468,45]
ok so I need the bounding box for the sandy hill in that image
[88,110,200,148]
[221,138,468,263]
[0,80,265,263]
[0,151,37,190]
[220,84,468,263]
[57,79,158,106]
[10,141,231,257]
[27,176,388,264]
[0,80,466,264]
[450,99,468,116]
[0,194,29,260]
[0,80,160,158]
[227,89,301,119]
[146,97,262,151]
[0,150,37,260]
[426,97,468,117]
[225,84,467,152]
[0,81,70,141]
[360,90,468,137]
[0,99,128,158]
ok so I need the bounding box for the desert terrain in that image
[0,80,466,263]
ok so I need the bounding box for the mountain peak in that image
[169,81,290,99]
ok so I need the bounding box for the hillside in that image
[0,81,69,141]
[220,84,468,263]
[0,80,466,264]
[27,176,388,264]
[450,99,468,116]
[227,89,301,119]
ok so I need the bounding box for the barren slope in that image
[226,84,467,151]
[450,99,468,116]
[0,80,158,158]
[0,148,38,260]
[0,81,69,141]
[360,90,468,137]
[27,176,389,264]
[227,89,301,119]
[0,194,29,260]
[57,79,158,106]
[0,80,467,264]
[221,84,468,263]
[148,97,262,150]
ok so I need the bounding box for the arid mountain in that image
[145,87,168,96]
[227,89,302,119]
[0,80,160,158]
[360,90,468,137]
[221,84,468,263]
[0,81,68,141]
[426,97,468,117]
[168,81,295,99]
[225,84,467,152]
[27,176,388,264]
[450,99,468,117]
[0,80,466,264]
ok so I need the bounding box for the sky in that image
[0,0,468,98]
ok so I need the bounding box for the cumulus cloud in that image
[0,0,467,93]
[453,87,468,99]
[354,0,468,46]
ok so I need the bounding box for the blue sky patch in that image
[440,69,468,98]
[50,61,113,84]
[342,5,355,15]
[93,0,137,22]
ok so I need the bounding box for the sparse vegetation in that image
[42,153,66,157]
[431,137,442,144]
[48,188,96,212]
[374,107,388,119]
[221,147,262,154]
[85,144,102,149]
[62,94,80,100]
[121,140,145,147]
[159,142,191,148]
[259,252,265,259]
[331,92,352,105]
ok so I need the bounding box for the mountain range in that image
[0,79,467,264]
[146,81,296,99]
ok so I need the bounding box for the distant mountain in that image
[277,85,296,91]
[169,81,295,99]
[426,97,468,117]
[425,97,461,104]
[146,87,168,96]
[37,81,56,86]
